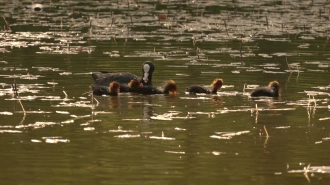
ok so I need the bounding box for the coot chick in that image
[92,61,154,92]
[250,81,280,97]
[91,81,120,96]
[128,80,177,95]
[186,78,224,94]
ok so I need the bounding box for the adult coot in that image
[92,61,154,92]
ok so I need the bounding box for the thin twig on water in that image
[63,90,68,99]
[296,66,300,81]
[224,20,229,36]
[94,97,99,107]
[240,39,243,65]
[18,99,26,116]
[304,163,311,183]
[286,57,291,72]
[113,36,117,45]
[255,104,259,124]
[264,125,269,137]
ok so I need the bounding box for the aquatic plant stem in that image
[296,66,300,81]
[304,163,310,174]
[307,95,311,123]
[18,99,26,116]
[63,90,68,99]
[240,39,243,65]
[312,95,316,117]
[94,97,99,107]
[2,15,11,31]
[255,104,259,124]
[286,57,291,72]
[264,125,269,137]
[19,114,26,125]
[224,20,229,36]
[304,163,311,183]
[113,36,117,45]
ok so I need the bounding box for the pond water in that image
[1,0,330,184]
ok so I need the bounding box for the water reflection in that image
[93,94,121,109]
[211,96,223,108]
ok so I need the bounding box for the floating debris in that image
[149,136,175,140]
[319,117,330,121]
[109,126,135,133]
[114,134,140,138]
[165,151,185,154]
[121,119,149,121]
[150,112,182,121]
[31,139,42,143]
[0,130,23,133]
[16,122,57,129]
[83,127,95,131]
[93,111,114,115]
[211,130,250,140]
[0,111,13,115]
[56,111,70,114]
[258,54,272,58]
[150,131,175,140]
[274,126,290,129]
[59,72,72,76]
[174,127,186,131]
[45,139,70,143]
[210,135,232,139]
[180,96,211,99]
[150,115,172,121]
[212,151,226,155]
[288,165,330,174]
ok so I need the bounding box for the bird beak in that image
[170,90,177,95]
[143,72,149,83]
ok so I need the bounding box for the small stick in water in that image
[304,163,311,183]
[18,99,26,116]
[240,39,243,65]
[286,57,291,72]
[304,163,311,175]
[113,36,117,45]
[2,15,11,31]
[255,104,259,124]
[12,80,19,98]
[94,97,99,107]
[296,66,300,81]
[63,90,68,99]
[224,20,229,36]
[264,125,269,137]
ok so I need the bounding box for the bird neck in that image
[211,86,218,94]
